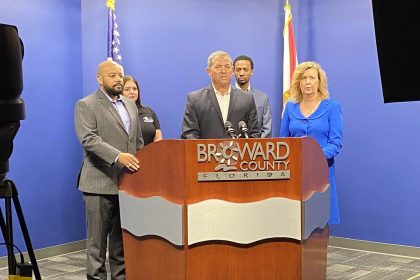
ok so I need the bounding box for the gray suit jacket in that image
[181,85,260,139]
[249,87,272,138]
[74,89,144,195]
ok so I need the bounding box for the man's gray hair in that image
[207,51,233,67]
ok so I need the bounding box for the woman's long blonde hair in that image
[289,61,329,103]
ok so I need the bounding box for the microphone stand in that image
[227,130,237,139]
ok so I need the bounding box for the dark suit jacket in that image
[74,89,144,195]
[181,85,260,139]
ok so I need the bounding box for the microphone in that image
[238,121,249,138]
[224,121,237,138]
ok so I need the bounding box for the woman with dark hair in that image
[122,76,162,145]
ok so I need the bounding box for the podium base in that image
[123,226,328,280]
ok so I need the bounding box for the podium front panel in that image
[119,138,329,280]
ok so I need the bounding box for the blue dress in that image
[280,99,343,224]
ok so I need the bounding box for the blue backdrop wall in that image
[82,0,286,138]
[0,0,85,255]
[0,0,418,256]
[297,0,420,247]
[82,0,420,247]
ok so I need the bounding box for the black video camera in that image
[0,23,25,179]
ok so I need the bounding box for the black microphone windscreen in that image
[238,121,247,129]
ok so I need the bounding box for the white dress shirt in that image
[213,84,231,124]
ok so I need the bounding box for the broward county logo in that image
[214,141,239,172]
[196,140,291,182]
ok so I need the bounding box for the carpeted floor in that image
[0,246,419,279]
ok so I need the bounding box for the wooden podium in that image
[119,137,330,280]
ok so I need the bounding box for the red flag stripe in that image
[288,22,297,82]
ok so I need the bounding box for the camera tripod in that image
[0,178,41,279]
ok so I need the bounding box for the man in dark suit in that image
[181,50,260,139]
[75,60,143,280]
[233,55,272,138]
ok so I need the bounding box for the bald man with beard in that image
[75,60,143,280]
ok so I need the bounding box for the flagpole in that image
[106,0,122,62]
[282,0,297,113]
[106,0,115,61]
[107,9,113,61]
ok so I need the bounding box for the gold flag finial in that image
[283,0,292,35]
[284,0,291,11]
[106,0,115,11]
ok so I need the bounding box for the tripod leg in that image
[0,205,17,276]
[0,207,6,237]
[3,179,42,280]
[12,195,42,280]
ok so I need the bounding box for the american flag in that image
[106,0,122,62]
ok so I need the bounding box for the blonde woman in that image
[280,61,343,225]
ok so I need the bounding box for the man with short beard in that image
[233,55,272,138]
[75,60,143,280]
